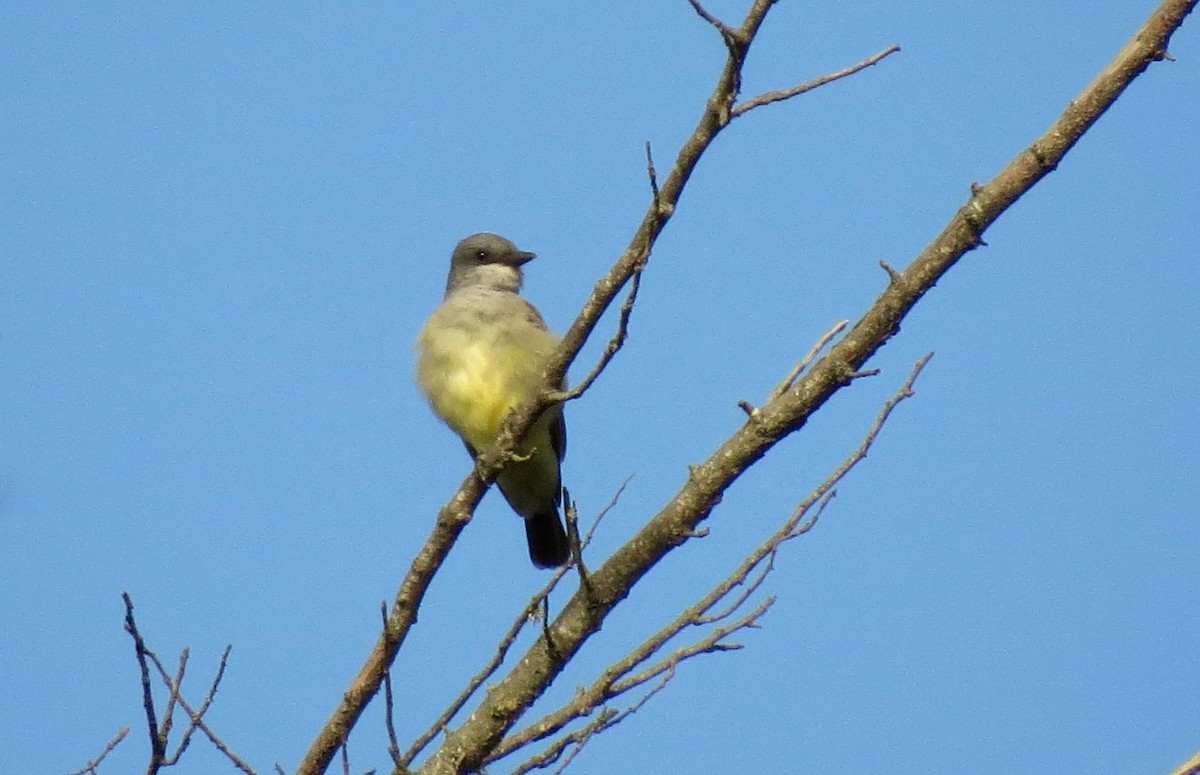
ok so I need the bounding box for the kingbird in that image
[415,233,570,568]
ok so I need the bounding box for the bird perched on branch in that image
[416,233,570,568]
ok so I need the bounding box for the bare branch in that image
[67,727,130,775]
[157,648,187,760]
[143,645,256,774]
[490,543,774,759]
[122,593,253,774]
[766,319,849,406]
[379,604,404,772]
[732,44,902,118]
[509,669,666,775]
[164,644,232,765]
[563,492,591,590]
[644,141,663,214]
[400,479,630,769]
[609,598,772,699]
[686,0,734,38]
[581,474,633,548]
[550,267,643,404]
[686,0,754,61]
[174,699,259,775]
[1170,749,1200,775]
[780,353,933,536]
[505,597,771,773]
[122,592,166,774]
[195,646,232,720]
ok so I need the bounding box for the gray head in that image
[444,232,536,297]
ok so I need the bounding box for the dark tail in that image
[524,509,570,568]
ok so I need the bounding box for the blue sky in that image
[2,2,1198,773]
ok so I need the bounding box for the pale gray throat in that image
[445,263,524,298]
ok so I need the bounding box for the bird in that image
[415,232,571,568]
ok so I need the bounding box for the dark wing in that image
[550,407,566,469]
[519,296,566,464]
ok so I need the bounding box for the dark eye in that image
[475,249,488,261]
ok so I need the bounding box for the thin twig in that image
[551,267,643,404]
[515,595,767,775]
[645,141,662,213]
[777,354,932,540]
[511,667,673,775]
[686,0,733,36]
[582,474,633,548]
[195,646,232,718]
[122,592,253,774]
[163,644,232,764]
[122,592,165,773]
[158,648,187,760]
[66,727,130,775]
[609,598,773,697]
[142,635,256,774]
[766,320,849,406]
[175,700,259,775]
[490,549,773,761]
[379,603,403,771]
[732,44,902,117]
[564,492,591,590]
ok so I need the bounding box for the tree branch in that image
[409,1,1196,771]
[67,727,130,775]
[122,593,252,774]
[1171,749,1200,775]
[123,592,167,774]
[732,44,902,118]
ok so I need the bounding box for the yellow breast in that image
[415,296,556,453]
